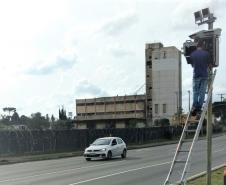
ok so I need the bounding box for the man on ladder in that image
[190,40,211,118]
[163,42,216,184]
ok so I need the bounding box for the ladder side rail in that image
[180,94,210,183]
[180,70,216,183]
[164,70,216,185]
[164,111,192,184]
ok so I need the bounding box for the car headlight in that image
[101,148,106,151]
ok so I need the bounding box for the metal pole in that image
[175,92,179,123]
[188,90,191,111]
[207,69,212,185]
[207,15,213,185]
[224,169,226,185]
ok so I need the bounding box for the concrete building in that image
[75,95,146,129]
[145,43,182,125]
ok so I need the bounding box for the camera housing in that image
[183,28,221,67]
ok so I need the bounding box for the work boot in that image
[195,109,202,120]
[196,113,201,120]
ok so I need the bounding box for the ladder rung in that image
[188,120,199,123]
[181,139,191,143]
[178,150,189,153]
[175,160,187,163]
[185,129,196,132]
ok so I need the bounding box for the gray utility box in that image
[183,28,222,67]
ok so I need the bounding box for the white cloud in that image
[106,43,135,58]
[75,80,108,98]
[98,11,138,36]
[26,48,78,75]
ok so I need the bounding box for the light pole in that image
[194,8,216,185]
[217,93,226,102]
[175,91,179,124]
[188,90,191,112]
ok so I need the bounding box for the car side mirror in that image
[112,142,117,146]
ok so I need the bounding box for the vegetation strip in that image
[187,164,226,185]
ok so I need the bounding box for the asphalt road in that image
[0,134,225,185]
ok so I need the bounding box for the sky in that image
[0,0,225,118]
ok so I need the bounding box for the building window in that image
[163,104,167,113]
[163,51,166,58]
[147,61,152,68]
[147,61,151,65]
[155,104,158,114]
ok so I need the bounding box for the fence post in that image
[224,168,226,185]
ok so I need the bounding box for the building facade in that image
[75,95,146,129]
[145,43,182,125]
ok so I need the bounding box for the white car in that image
[84,137,127,161]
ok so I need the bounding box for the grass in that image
[187,166,226,185]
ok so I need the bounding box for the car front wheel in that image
[86,158,91,161]
[107,151,112,160]
[121,149,127,158]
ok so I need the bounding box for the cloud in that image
[111,48,134,58]
[26,49,77,75]
[75,80,108,98]
[105,43,135,58]
[99,11,138,36]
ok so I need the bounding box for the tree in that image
[51,115,55,123]
[45,114,50,122]
[11,111,20,125]
[1,107,17,124]
[20,115,31,125]
[28,112,49,130]
[52,120,73,130]
[3,107,16,115]
[0,115,10,125]
[59,107,67,120]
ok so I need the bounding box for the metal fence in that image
[0,126,184,156]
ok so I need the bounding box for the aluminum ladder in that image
[164,70,216,185]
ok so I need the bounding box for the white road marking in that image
[0,161,125,183]
[214,148,225,153]
[68,161,171,185]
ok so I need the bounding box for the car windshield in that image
[92,138,111,145]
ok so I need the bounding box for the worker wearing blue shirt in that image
[190,41,211,116]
